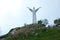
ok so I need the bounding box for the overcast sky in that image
[0,0,60,36]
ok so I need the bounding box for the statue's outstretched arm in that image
[27,7,33,12]
[35,7,41,12]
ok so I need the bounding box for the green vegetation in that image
[1,18,60,40]
[5,27,60,40]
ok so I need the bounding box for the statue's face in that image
[33,7,35,10]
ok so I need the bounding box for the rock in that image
[0,38,5,40]
[10,29,16,35]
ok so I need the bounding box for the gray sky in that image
[0,0,60,36]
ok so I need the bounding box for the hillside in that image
[0,24,60,40]
[5,24,60,40]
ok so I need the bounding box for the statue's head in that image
[33,7,35,9]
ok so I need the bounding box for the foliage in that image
[54,18,60,26]
[38,20,42,24]
[1,18,60,40]
[38,19,48,27]
[42,19,48,26]
[5,27,60,40]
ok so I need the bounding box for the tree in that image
[42,19,48,26]
[54,18,60,26]
[38,20,42,24]
[38,20,46,27]
[38,19,48,27]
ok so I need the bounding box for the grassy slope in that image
[5,27,60,40]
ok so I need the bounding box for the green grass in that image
[5,28,60,40]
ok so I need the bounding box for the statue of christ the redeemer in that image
[27,7,41,24]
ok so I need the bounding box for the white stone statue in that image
[27,7,41,24]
